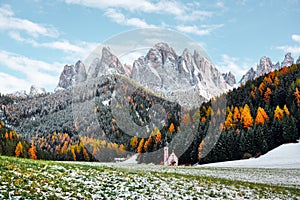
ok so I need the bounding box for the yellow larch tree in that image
[137,138,144,154]
[28,141,37,160]
[255,107,269,125]
[241,104,253,129]
[274,105,284,121]
[15,141,23,157]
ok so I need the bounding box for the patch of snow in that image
[122,154,138,164]
[200,141,300,168]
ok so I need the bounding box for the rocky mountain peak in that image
[56,64,76,90]
[239,67,256,85]
[8,90,27,99]
[296,56,300,64]
[257,56,273,76]
[75,60,87,82]
[222,72,236,87]
[281,52,294,67]
[132,43,227,101]
[56,61,87,90]
[29,85,46,96]
[239,52,297,85]
[146,42,177,69]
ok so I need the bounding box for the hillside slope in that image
[200,140,300,168]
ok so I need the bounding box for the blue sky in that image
[0,0,300,94]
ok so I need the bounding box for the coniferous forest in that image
[0,63,299,164]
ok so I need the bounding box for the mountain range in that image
[239,52,300,85]
[56,44,300,99]
[56,43,228,102]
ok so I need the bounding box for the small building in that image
[164,146,178,166]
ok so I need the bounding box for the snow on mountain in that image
[131,42,227,101]
[281,52,294,67]
[75,60,87,82]
[239,53,296,85]
[222,72,236,87]
[256,56,273,76]
[239,67,256,85]
[29,85,46,96]
[8,90,27,99]
[65,42,227,108]
[56,60,87,90]
[200,140,300,168]
[87,47,125,78]
[56,64,76,90]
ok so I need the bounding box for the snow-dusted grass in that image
[0,156,299,199]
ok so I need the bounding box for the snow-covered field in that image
[200,141,300,169]
[1,142,299,199]
[1,157,299,199]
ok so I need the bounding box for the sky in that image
[0,0,300,94]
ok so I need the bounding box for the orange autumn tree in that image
[137,138,144,153]
[263,87,272,103]
[274,105,284,120]
[168,123,175,134]
[255,107,269,125]
[28,141,37,160]
[224,109,234,130]
[15,141,24,157]
[283,105,290,116]
[233,106,241,122]
[144,136,152,151]
[241,104,253,129]
[130,136,138,149]
[294,87,300,107]
[155,130,162,144]
[198,140,205,159]
[258,82,266,95]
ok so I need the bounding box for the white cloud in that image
[217,54,251,81]
[65,0,184,16]
[0,4,59,38]
[8,31,98,62]
[104,9,156,28]
[275,34,300,55]
[178,10,213,22]
[292,34,300,43]
[65,0,216,23]
[0,72,31,94]
[0,50,64,93]
[176,24,223,36]
[276,46,300,55]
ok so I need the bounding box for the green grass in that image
[0,156,299,199]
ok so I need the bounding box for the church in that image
[164,146,178,166]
